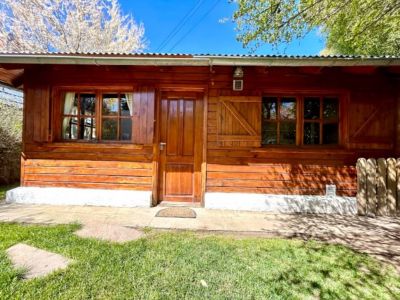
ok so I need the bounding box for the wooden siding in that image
[22,157,152,190]
[20,65,400,199]
[207,164,356,196]
[205,68,398,197]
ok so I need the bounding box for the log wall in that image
[19,65,400,199]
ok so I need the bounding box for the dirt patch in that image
[75,223,144,243]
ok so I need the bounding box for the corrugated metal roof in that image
[0,52,399,68]
[0,51,399,59]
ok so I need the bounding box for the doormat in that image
[156,207,197,218]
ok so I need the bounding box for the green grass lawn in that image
[0,223,399,300]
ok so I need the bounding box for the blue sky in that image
[121,0,325,55]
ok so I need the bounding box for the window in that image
[303,97,339,145]
[102,93,133,141]
[262,95,339,146]
[62,92,96,140]
[262,97,296,145]
[61,91,134,142]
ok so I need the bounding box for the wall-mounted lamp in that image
[233,66,244,78]
[233,66,244,91]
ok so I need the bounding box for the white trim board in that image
[6,187,152,208]
[204,192,357,215]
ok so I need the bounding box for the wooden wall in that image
[206,66,399,197]
[22,67,158,191]
[19,64,400,198]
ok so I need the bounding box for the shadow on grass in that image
[0,223,399,299]
[270,213,400,273]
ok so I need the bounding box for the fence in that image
[356,158,400,217]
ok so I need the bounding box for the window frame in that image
[262,96,299,146]
[60,91,97,141]
[55,87,136,144]
[261,93,342,148]
[101,92,134,142]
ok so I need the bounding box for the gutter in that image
[203,56,400,67]
[0,53,399,67]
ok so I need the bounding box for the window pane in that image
[280,122,296,145]
[102,94,119,116]
[280,98,296,120]
[323,98,338,120]
[83,118,96,140]
[323,123,338,144]
[304,122,320,145]
[262,97,277,120]
[63,93,78,115]
[62,116,78,140]
[262,122,277,145]
[121,93,133,117]
[80,94,96,116]
[102,118,118,140]
[304,97,320,120]
[120,118,132,141]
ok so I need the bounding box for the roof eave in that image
[0,53,399,67]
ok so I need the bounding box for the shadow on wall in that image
[0,102,22,184]
[278,195,356,215]
[275,163,357,214]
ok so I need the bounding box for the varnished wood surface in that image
[20,65,400,198]
[158,92,204,202]
[22,158,152,190]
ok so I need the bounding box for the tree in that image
[0,0,145,53]
[232,0,400,56]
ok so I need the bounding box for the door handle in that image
[159,142,166,150]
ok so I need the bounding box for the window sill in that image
[252,145,347,153]
[37,141,146,149]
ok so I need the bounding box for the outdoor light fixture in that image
[232,66,244,91]
[233,66,244,78]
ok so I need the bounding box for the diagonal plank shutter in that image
[217,96,261,147]
[348,92,394,149]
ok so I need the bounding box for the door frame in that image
[152,86,208,206]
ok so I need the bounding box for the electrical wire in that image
[168,0,222,53]
[156,0,206,52]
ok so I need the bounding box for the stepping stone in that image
[75,223,144,243]
[6,243,71,279]
[156,207,197,218]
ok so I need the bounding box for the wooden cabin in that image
[1,53,400,214]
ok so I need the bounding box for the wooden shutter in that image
[24,85,50,143]
[132,87,155,145]
[348,92,394,149]
[217,96,261,147]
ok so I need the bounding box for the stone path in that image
[6,243,71,279]
[75,223,144,243]
[1,203,399,271]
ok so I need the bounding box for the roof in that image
[0,52,400,67]
[0,52,399,88]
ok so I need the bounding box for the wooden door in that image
[158,92,204,203]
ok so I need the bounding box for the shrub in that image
[0,101,22,184]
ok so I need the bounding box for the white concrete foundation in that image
[6,187,152,208]
[204,192,357,215]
